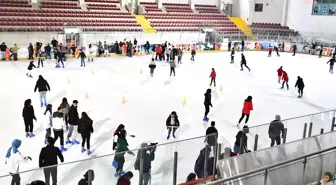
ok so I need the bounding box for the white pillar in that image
[79,0,85,5]
[120,0,126,6]
[189,0,194,9]
[247,0,254,25]
[281,0,289,26]
[156,0,162,8]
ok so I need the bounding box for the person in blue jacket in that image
[292,44,297,56]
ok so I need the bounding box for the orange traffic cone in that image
[122,97,126,104]
[220,85,223,92]
[85,92,89,99]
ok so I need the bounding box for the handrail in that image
[0,132,222,178]
[207,143,336,184]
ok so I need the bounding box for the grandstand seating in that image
[140,2,162,12]
[145,4,241,35]
[250,22,299,36]
[40,0,80,9]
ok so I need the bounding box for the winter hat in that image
[46,137,55,145]
[30,180,46,185]
[6,139,21,158]
[211,121,215,126]
[73,100,78,104]
[141,143,148,148]
[275,115,281,121]
[186,173,196,182]
[83,169,95,181]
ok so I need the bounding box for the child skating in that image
[77,49,87,67]
[26,61,36,78]
[149,58,156,77]
[209,68,216,87]
[277,66,283,83]
[281,71,289,90]
[240,53,250,72]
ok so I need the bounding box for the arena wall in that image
[252,0,284,24]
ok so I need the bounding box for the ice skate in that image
[167,135,170,140]
[44,102,47,107]
[81,148,86,153]
[60,146,67,152]
[29,133,35,138]
[40,102,43,107]
[55,64,60,68]
[26,133,30,138]
[72,140,80,145]
[87,150,92,156]
[66,140,72,145]
[240,69,243,71]
[173,134,176,139]
[112,160,118,168]
[248,69,251,72]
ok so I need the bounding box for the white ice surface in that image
[0,51,335,184]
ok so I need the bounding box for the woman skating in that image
[77,112,94,155]
[113,130,134,177]
[22,99,37,138]
[203,89,213,122]
[53,107,67,152]
[237,96,253,126]
[44,104,52,144]
[240,53,250,72]
[149,58,156,77]
[166,111,180,139]
[59,97,70,130]
[295,76,305,98]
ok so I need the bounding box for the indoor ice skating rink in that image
[0,51,334,184]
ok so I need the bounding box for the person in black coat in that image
[295,76,305,98]
[233,126,249,154]
[78,170,95,185]
[67,100,79,144]
[34,75,50,107]
[191,49,196,61]
[44,43,51,59]
[28,43,34,60]
[241,39,245,52]
[0,42,7,60]
[26,60,36,77]
[77,112,94,155]
[166,111,180,140]
[240,53,250,72]
[319,44,323,58]
[268,115,284,146]
[228,40,231,51]
[194,145,214,179]
[22,99,37,138]
[203,89,212,122]
[39,137,64,185]
[77,49,87,67]
[274,46,280,57]
[113,124,126,151]
[205,121,218,147]
[51,37,58,49]
[145,41,150,54]
[230,48,235,63]
[327,56,335,73]
[292,44,297,56]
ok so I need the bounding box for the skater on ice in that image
[113,124,126,151]
[78,49,87,67]
[177,48,183,64]
[26,61,36,78]
[37,50,44,68]
[268,45,272,57]
[209,68,216,87]
[277,66,283,83]
[237,96,253,126]
[113,130,134,177]
[43,104,52,143]
[34,75,51,107]
[149,58,156,77]
[268,115,284,146]
[169,59,176,76]
[6,139,32,185]
[60,97,70,130]
[166,111,180,139]
[205,121,218,147]
[203,89,213,122]
[240,53,250,72]
[295,76,305,98]
[56,43,65,68]
[230,48,235,63]
[319,44,323,58]
[281,71,289,90]
[134,143,155,185]
[39,137,64,185]
[191,48,196,61]
[22,99,37,138]
[116,171,133,185]
[77,112,94,155]
[67,100,80,145]
[274,45,280,57]
[53,107,67,152]
[327,56,335,74]
[292,43,297,56]
[88,44,94,62]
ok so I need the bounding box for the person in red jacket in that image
[237,96,253,126]
[277,66,283,83]
[155,45,162,61]
[209,68,216,87]
[268,45,273,57]
[281,71,289,90]
[116,171,133,185]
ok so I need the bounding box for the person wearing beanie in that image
[6,139,32,185]
[186,173,196,182]
[39,137,64,185]
[34,75,51,107]
[67,100,80,145]
[205,121,218,147]
[295,76,305,98]
[116,171,133,185]
[203,89,213,122]
[166,111,180,139]
[30,180,46,185]
[78,169,95,185]
[268,115,285,147]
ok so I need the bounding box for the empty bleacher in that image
[250,22,299,36]
[163,3,193,13]
[195,4,220,14]
[40,0,80,9]
[140,2,162,12]
[85,0,120,11]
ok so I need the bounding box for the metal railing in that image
[210,130,336,185]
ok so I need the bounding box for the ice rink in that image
[0,50,335,184]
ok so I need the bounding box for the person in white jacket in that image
[44,104,53,144]
[5,139,31,185]
[53,107,67,152]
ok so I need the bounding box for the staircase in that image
[135,15,157,33]
[229,17,255,40]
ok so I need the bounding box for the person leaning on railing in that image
[310,172,334,185]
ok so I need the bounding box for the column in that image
[120,0,126,6]
[188,0,194,9]
[156,0,162,9]
[247,0,255,25]
[281,0,289,26]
